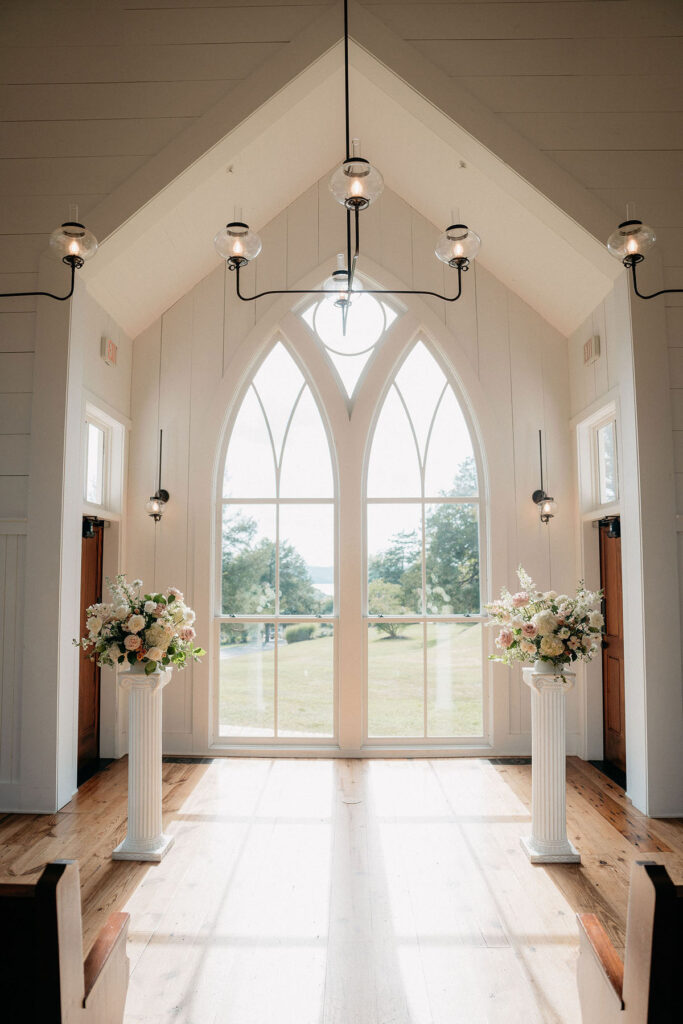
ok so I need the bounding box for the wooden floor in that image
[0,757,681,1024]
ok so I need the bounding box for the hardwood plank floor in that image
[0,756,681,1023]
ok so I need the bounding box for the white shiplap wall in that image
[126,177,575,755]
[0,525,24,792]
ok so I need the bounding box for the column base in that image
[520,835,581,864]
[112,832,175,863]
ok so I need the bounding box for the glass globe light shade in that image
[146,496,166,520]
[606,220,656,262]
[323,254,351,306]
[329,158,384,209]
[49,222,98,262]
[435,224,481,266]
[214,221,262,262]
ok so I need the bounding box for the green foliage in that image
[368,580,405,638]
[368,458,480,617]
[221,512,328,617]
[284,624,316,644]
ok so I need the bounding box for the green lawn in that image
[219,622,483,738]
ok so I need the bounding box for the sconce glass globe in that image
[435,224,481,266]
[214,221,262,262]
[330,155,384,209]
[146,495,166,521]
[49,222,98,262]
[606,220,656,262]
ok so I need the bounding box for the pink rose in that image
[153,603,165,616]
[496,628,514,649]
[512,592,529,608]
[124,634,141,651]
[521,622,538,638]
[180,626,196,642]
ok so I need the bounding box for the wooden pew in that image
[577,861,682,1023]
[0,860,129,1023]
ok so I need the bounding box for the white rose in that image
[545,590,557,601]
[108,644,122,662]
[86,615,102,635]
[114,604,128,620]
[147,647,162,662]
[589,611,604,629]
[558,627,570,639]
[128,614,145,633]
[144,600,156,614]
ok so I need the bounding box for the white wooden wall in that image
[0,526,25,799]
[127,177,576,756]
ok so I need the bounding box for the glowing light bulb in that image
[453,242,464,258]
[232,237,244,257]
[626,238,638,254]
[68,239,80,256]
[351,178,363,197]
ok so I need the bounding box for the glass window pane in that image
[252,342,305,462]
[221,505,276,615]
[219,622,275,737]
[427,622,483,737]
[367,622,424,737]
[86,422,105,504]
[278,623,334,737]
[597,421,617,504]
[395,343,447,461]
[368,503,422,615]
[314,292,385,356]
[279,504,334,615]
[223,386,275,498]
[367,387,421,497]
[424,389,477,497]
[425,503,480,615]
[279,388,333,498]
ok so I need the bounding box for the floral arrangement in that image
[75,574,205,675]
[485,567,603,669]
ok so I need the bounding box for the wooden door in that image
[78,518,104,785]
[599,519,626,773]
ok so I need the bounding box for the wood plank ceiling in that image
[0,0,681,297]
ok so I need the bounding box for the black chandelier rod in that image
[0,257,79,301]
[628,259,682,300]
[344,0,351,162]
[231,257,464,304]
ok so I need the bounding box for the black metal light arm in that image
[626,257,682,300]
[230,257,465,304]
[0,255,81,302]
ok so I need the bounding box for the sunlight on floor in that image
[122,759,581,1024]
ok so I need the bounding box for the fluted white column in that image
[521,665,580,863]
[112,665,174,862]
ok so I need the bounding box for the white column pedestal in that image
[112,664,174,863]
[521,664,581,864]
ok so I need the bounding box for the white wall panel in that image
[0,529,25,784]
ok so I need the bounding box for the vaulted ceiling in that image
[2,0,681,331]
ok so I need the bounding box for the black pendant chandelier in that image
[213,0,480,329]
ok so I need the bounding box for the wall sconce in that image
[532,429,556,524]
[146,429,169,522]
[606,204,682,300]
[0,209,98,303]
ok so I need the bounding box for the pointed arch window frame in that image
[297,275,405,409]
[362,333,488,744]
[214,333,340,745]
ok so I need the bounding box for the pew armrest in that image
[83,911,130,1007]
[577,913,624,1018]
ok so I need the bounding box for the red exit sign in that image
[101,336,118,366]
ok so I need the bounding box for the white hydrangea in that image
[540,635,564,657]
[533,610,558,636]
